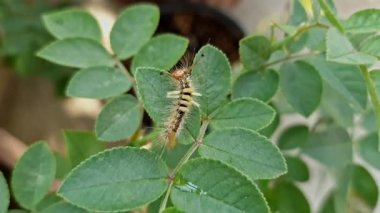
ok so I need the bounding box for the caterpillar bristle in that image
[160,56,201,149]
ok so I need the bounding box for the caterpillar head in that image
[171,67,191,80]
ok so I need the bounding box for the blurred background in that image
[1,0,380,212]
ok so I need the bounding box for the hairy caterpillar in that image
[163,60,201,149]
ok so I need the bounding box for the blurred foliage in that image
[0,0,75,94]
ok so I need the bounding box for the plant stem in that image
[360,66,380,150]
[158,120,209,212]
[271,22,328,51]
[261,51,320,69]
[115,59,137,94]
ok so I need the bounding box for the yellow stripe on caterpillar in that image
[183,88,193,93]
[179,106,190,112]
[179,100,192,106]
[181,95,192,101]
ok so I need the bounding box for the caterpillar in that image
[163,62,201,149]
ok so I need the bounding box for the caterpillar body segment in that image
[163,65,201,149]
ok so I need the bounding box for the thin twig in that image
[115,60,137,95]
[360,66,380,150]
[158,120,209,212]
[260,51,320,69]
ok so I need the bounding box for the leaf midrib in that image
[60,177,166,193]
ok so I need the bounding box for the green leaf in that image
[348,165,378,209]
[135,68,175,123]
[319,193,336,213]
[360,35,380,58]
[287,31,309,53]
[54,153,71,179]
[199,128,286,180]
[131,34,188,74]
[66,66,131,99]
[58,147,169,212]
[0,172,9,213]
[191,45,231,116]
[7,210,28,213]
[42,8,101,41]
[36,194,62,212]
[163,207,184,213]
[40,202,88,213]
[110,4,159,59]
[11,142,56,210]
[288,0,308,25]
[320,83,354,127]
[358,133,380,170]
[270,182,310,213]
[279,61,322,116]
[259,105,280,137]
[37,38,114,68]
[348,32,375,49]
[239,35,271,70]
[305,28,326,51]
[344,9,380,33]
[302,128,352,170]
[326,28,376,65]
[318,0,344,32]
[176,107,201,145]
[361,110,378,133]
[211,98,275,131]
[324,164,379,212]
[311,0,321,21]
[284,156,309,182]
[63,130,106,168]
[171,158,270,212]
[278,125,309,150]
[310,56,367,109]
[232,69,279,102]
[95,95,141,141]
